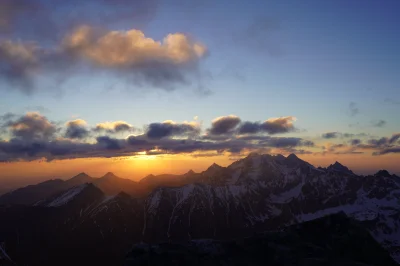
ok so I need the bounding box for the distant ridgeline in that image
[0,153,399,265]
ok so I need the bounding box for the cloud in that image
[5,111,399,161]
[0,40,39,92]
[368,137,389,147]
[63,25,206,68]
[342,132,368,138]
[373,147,400,156]
[146,120,200,139]
[322,132,340,139]
[348,102,359,117]
[96,136,123,150]
[0,112,16,122]
[6,112,57,140]
[94,121,134,134]
[262,137,314,148]
[209,115,241,135]
[0,25,208,93]
[238,116,296,135]
[389,133,400,144]
[0,118,315,162]
[321,132,368,139]
[372,120,386,127]
[350,139,361,145]
[65,119,89,139]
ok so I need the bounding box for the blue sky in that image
[1,0,399,133]
[0,0,399,178]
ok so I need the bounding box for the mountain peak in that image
[72,172,90,179]
[327,161,354,175]
[208,163,222,170]
[67,172,92,185]
[375,170,392,177]
[101,172,119,180]
[185,169,195,175]
[287,153,299,160]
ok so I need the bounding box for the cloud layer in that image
[0,112,315,162]
[0,112,398,162]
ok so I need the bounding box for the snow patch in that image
[47,184,88,207]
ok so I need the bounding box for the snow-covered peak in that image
[47,183,89,207]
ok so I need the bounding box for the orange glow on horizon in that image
[0,153,399,188]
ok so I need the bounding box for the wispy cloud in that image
[348,102,359,117]
[371,119,386,128]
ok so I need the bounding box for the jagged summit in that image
[327,161,354,175]
[285,153,308,167]
[375,170,392,177]
[207,163,223,171]
[287,153,299,160]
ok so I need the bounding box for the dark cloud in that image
[327,144,347,152]
[0,112,16,122]
[373,147,400,156]
[372,120,386,127]
[368,137,389,147]
[209,115,241,135]
[342,132,368,138]
[321,132,368,139]
[0,41,39,93]
[5,112,57,140]
[350,139,361,145]
[0,129,316,162]
[322,132,340,139]
[237,116,296,135]
[348,102,359,117]
[389,133,400,144]
[262,137,314,148]
[361,133,400,154]
[146,121,200,139]
[96,136,123,150]
[334,150,364,155]
[237,121,260,134]
[65,119,89,139]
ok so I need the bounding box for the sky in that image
[0,0,399,187]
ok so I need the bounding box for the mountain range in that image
[0,153,399,265]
